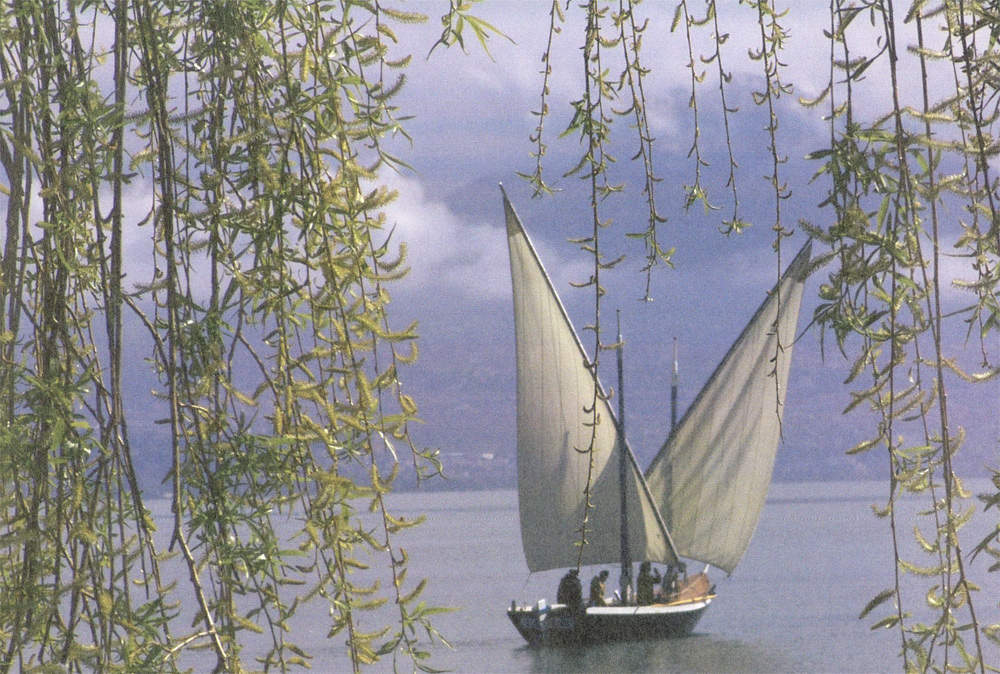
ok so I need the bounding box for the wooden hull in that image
[508,597,712,647]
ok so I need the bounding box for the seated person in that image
[589,570,609,606]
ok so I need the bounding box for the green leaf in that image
[859,589,896,619]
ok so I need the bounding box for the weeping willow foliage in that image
[4,0,1000,671]
[531,1,999,672]
[801,4,999,671]
[0,1,487,672]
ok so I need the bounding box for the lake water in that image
[161,481,999,673]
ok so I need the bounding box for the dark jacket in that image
[557,571,583,610]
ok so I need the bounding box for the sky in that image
[356,2,998,484]
[3,2,997,486]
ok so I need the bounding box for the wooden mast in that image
[616,311,632,601]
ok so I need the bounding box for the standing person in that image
[589,570,609,607]
[662,562,681,600]
[636,561,661,606]
[556,568,583,611]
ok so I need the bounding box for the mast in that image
[664,337,677,530]
[616,311,632,600]
[670,337,678,432]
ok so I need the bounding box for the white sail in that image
[504,190,677,573]
[645,242,811,574]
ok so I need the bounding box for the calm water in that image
[160,481,999,673]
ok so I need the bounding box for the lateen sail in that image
[645,242,812,574]
[504,190,677,573]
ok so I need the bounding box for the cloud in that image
[378,172,590,302]
[378,172,510,300]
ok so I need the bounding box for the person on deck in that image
[589,570,609,607]
[636,561,661,606]
[557,568,584,611]
[662,562,681,600]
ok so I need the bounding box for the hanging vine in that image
[0,1,494,672]
[800,1,998,670]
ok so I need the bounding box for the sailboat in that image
[501,188,811,646]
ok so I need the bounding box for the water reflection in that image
[513,633,799,674]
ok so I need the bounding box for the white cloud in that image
[378,172,589,302]
[378,173,509,299]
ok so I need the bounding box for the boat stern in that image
[507,600,584,647]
